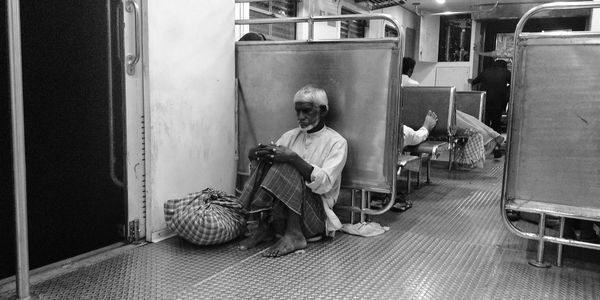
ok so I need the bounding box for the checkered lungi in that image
[239,162,326,238]
[454,128,485,169]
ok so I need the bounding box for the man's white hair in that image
[293,84,328,110]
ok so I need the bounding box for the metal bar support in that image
[426,158,431,184]
[360,189,367,223]
[557,217,565,267]
[7,0,31,298]
[350,190,356,224]
[529,213,551,268]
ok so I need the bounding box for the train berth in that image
[2,157,599,300]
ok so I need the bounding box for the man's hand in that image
[423,110,438,132]
[252,142,295,164]
[250,142,314,181]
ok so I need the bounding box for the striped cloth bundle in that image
[164,188,247,245]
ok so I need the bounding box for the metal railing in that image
[501,0,600,268]
[235,13,404,219]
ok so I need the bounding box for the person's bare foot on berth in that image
[423,110,438,132]
[261,233,306,257]
[239,223,273,250]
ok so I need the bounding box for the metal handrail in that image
[236,13,403,48]
[108,0,124,188]
[125,0,141,75]
[501,1,600,266]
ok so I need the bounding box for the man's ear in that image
[319,105,328,116]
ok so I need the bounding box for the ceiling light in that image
[436,0,446,4]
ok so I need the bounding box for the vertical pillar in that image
[7,0,31,298]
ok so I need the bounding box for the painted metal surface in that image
[505,16,600,210]
[501,1,600,266]
[401,86,457,140]
[236,41,401,194]
[455,91,486,121]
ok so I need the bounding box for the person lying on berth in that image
[238,84,348,257]
[401,57,505,169]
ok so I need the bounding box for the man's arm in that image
[304,139,347,195]
[404,110,438,147]
[404,125,429,146]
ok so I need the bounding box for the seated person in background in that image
[391,110,438,211]
[239,32,267,41]
[401,57,420,87]
[401,57,505,169]
[238,84,348,257]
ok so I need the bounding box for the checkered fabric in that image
[454,128,485,169]
[164,188,247,246]
[239,162,326,238]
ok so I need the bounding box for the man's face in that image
[295,102,321,131]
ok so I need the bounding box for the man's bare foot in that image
[261,234,306,257]
[239,225,273,250]
[423,110,438,132]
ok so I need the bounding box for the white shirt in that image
[403,126,429,147]
[402,74,420,87]
[401,74,429,147]
[276,125,348,236]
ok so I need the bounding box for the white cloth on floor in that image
[341,222,390,237]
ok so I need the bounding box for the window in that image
[438,14,471,62]
[340,7,367,39]
[384,25,398,37]
[249,0,297,40]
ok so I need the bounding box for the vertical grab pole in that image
[7,0,31,298]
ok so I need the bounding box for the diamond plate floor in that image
[2,156,600,300]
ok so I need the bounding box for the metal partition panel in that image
[236,41,400,193]
[401,86,456,138]
[455,91,485,121]
[506,34,600,209]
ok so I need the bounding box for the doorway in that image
[1,0,127,279]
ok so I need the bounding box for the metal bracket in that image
[128,219,141,243]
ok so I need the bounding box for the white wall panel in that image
[145,0,235,241]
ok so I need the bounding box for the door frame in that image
[123,0,147,242]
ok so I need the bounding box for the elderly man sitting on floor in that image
[238,84,348,257]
